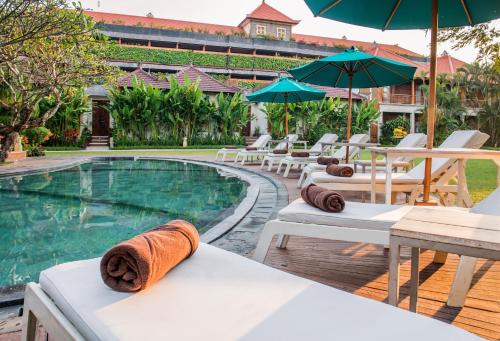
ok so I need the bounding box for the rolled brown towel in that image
[317,157,340,165]
[291,151,310,157]
[100,220,199,292]
[273,149,288,154]
[300,184,345,213]
[224,145,237,149]
[246,147,257,151]
[326,164,354,177]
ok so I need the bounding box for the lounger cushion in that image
[279,199,413,230]
[39,244,478,341]
[311,171,421,184]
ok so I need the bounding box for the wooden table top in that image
[391,207,500,252]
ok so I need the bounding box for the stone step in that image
[88,142,109,147]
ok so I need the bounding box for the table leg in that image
[370,152,377,203]
[388,238,401,306]
[385,157,393,205]
[447,256,477,307]
[410,247,420,312]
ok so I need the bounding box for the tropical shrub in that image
[263,98,380,143]
[380,116,411,145]
[21,127,52,157]
[43,88,91,146]
[108,75,249,147]
[420,74,468,145]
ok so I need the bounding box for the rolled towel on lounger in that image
[100,220,199,292]
[273,149,288,154]
[317,157,339,165]
[246,147,257,151]
[224,145,237,149]
[291,151,310,157]
[300,184,345,213]
[326,164,354,177]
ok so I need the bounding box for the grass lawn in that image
[46,149,497,203]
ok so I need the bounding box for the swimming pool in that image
[0,158,248,287]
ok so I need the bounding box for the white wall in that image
[250,102,268,136]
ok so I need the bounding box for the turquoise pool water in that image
[0,158,247,287]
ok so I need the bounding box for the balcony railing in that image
[382,93,424,105]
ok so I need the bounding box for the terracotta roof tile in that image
[85,11,241,35]
[175,66,238,93]
[366,46,428,74]
[117,69,169,89]
[240,1,300,26]
[437,52,466,74]
[309,84,365,100]
[292,33,422,57]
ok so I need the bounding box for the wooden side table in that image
[388,207,500,312]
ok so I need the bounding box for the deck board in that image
[262,237,500,340]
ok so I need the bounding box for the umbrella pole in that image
[345,74,353,163]
[420,0,438,205]
[285,96,289,137]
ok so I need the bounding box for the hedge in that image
[105,45,311,72]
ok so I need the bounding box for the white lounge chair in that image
[22,243,480,340]
[352,133,427,173]
[254,188,500,307]
[215,134,271,162]
[235,134,297,166]
[298,133,369,187]
[276,133,339,177]
[306,130,489,205]
[260,134,301,171]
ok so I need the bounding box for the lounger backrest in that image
[407,130,490,180]
[310,133,338,154]
[251,134,271,149]
[275,134,299,150]
[332,134,369,160]
[470,187,500,216]
[394,133,427,162]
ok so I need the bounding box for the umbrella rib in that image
[460,0,474,25]
[370,59,413,81]
[383,0,402,30]
[318,0,343,16]
[297,62,332,82]
[358,60,379,88]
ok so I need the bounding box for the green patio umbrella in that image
[246,76,326,136]
[302,0,500,205]
[289,47,417,162]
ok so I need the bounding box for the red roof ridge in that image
[240,1,300,26]
[175,65,238,93]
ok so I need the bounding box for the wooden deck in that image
[262,236,500,340]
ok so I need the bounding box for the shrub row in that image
[105,45,311,71]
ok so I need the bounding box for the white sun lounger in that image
[254,188,500,307]
[259,134,300,171]
[215,134,271,162]
[276,133,339,177]
[298,133,426,187]
[235,134,297,165]
[306,130,489,205]
[22,243,480,341]
[352,133,427,173]
[297,133,369,187]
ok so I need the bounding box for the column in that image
[410,112,416,133]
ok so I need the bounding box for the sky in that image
[80,0,491,63]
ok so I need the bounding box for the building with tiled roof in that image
[85,1,472,138]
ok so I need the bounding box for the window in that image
[256,24,266,36]
[277,27,286,40]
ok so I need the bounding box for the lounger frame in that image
[21,283,84,341]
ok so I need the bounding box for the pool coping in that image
[0,155,274,306]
